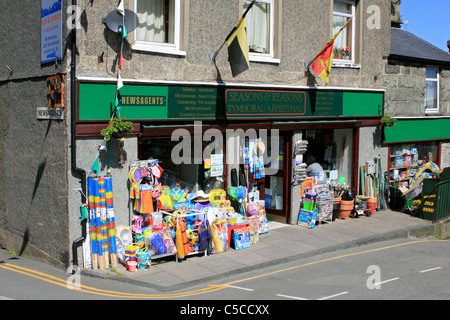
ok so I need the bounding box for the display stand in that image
[159,210,208,263]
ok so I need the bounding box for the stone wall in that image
[383,59,450,116]
[75,0,391,90]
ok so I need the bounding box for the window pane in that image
[426,68,438,79]
[244,0,271,54]
[136,0,174,44]
[425,81,438,109]
[333,16,352,57]
[334,1,352,15]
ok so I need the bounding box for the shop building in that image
[382,21,450,197]
[1,0,394,268]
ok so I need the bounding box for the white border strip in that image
[76,76,386,93]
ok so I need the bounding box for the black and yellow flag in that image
[226,16,250,77]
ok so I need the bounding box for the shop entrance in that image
[264,133,292,223]
[303,128,354,188]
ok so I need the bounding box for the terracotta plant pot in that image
[338,200,354,220]
[367,197,377,215]
[340,200,354,210]
[332,198,341,221]
[338,210,352,220]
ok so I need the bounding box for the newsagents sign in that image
[77,81,383,121]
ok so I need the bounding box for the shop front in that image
[383,118,450,185]
[75,77,384,270]
[383,118,450,213]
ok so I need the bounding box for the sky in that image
[400,0,450,52]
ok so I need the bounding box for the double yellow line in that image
[0,262,226,299]
[0,239,442,299]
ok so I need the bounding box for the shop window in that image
[332,0,355,64]
[389,142,439,187]
[47,74,65,108]
[425,67,439,113]
[139,137,224,192]
[133,0,186,56]
[303,129,353,186]
[243,0,281,63]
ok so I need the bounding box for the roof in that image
[390,27,450,64]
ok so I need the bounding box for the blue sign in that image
[41,0,62,64]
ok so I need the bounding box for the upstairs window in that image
[425,67,439,113]
[133,0,185,55]
[243,0,280,63]
[333,0,355,63]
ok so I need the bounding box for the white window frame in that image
[332,0,356,65]
[132,0,186,56]
[245,0,280,64]
[425,66,440,113]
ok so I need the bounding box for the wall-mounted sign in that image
[41,0,63,64]
[37,107,64,120]
[226,90,306,117]
[77,81,383,121]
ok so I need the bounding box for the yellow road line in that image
[0,239,445,299]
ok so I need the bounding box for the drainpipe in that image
[70,0,87,273]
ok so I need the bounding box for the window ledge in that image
[131,42,186,57]
[425,109,440,115]
[332,61,361,69]
[249,54,280,64]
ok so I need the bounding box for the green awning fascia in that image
[384,118,450,144]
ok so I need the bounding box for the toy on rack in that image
[158,186,174,210]
[298,191,318,229]
[227,186,247,215]
[104,176,117,268]
[209,189,227,208]
[253,138,265,180]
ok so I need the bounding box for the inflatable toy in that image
[413,162,440,182]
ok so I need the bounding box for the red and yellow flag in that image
[310,19,351,86]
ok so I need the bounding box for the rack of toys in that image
[85,175,118,270]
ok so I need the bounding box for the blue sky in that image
[400,0,450,52]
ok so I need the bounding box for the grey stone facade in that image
[383,59,450,117]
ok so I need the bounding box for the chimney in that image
[448,39,450,54]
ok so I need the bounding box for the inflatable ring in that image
[413,162,440,182]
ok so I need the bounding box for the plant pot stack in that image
[367,197,377,216]
[332,197,341,221]
[338,199,354,220]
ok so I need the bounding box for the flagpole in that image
[209,0,256,65]
[304,18,352,70]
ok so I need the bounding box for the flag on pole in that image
[226,16,250,77]
[90,157,99,174]
[209,0,256,77]
[122,24,128,39]
[117,0,124,16]
[117,73,124,90]
[307,19,351,86]
[118,52,124,69]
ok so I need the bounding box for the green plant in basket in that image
[380,115,397,128]
[101,117,134,141]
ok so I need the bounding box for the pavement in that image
[81,209,442,292]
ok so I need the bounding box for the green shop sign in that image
[77,81,383,121]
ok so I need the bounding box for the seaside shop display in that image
[83,157,270,272]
